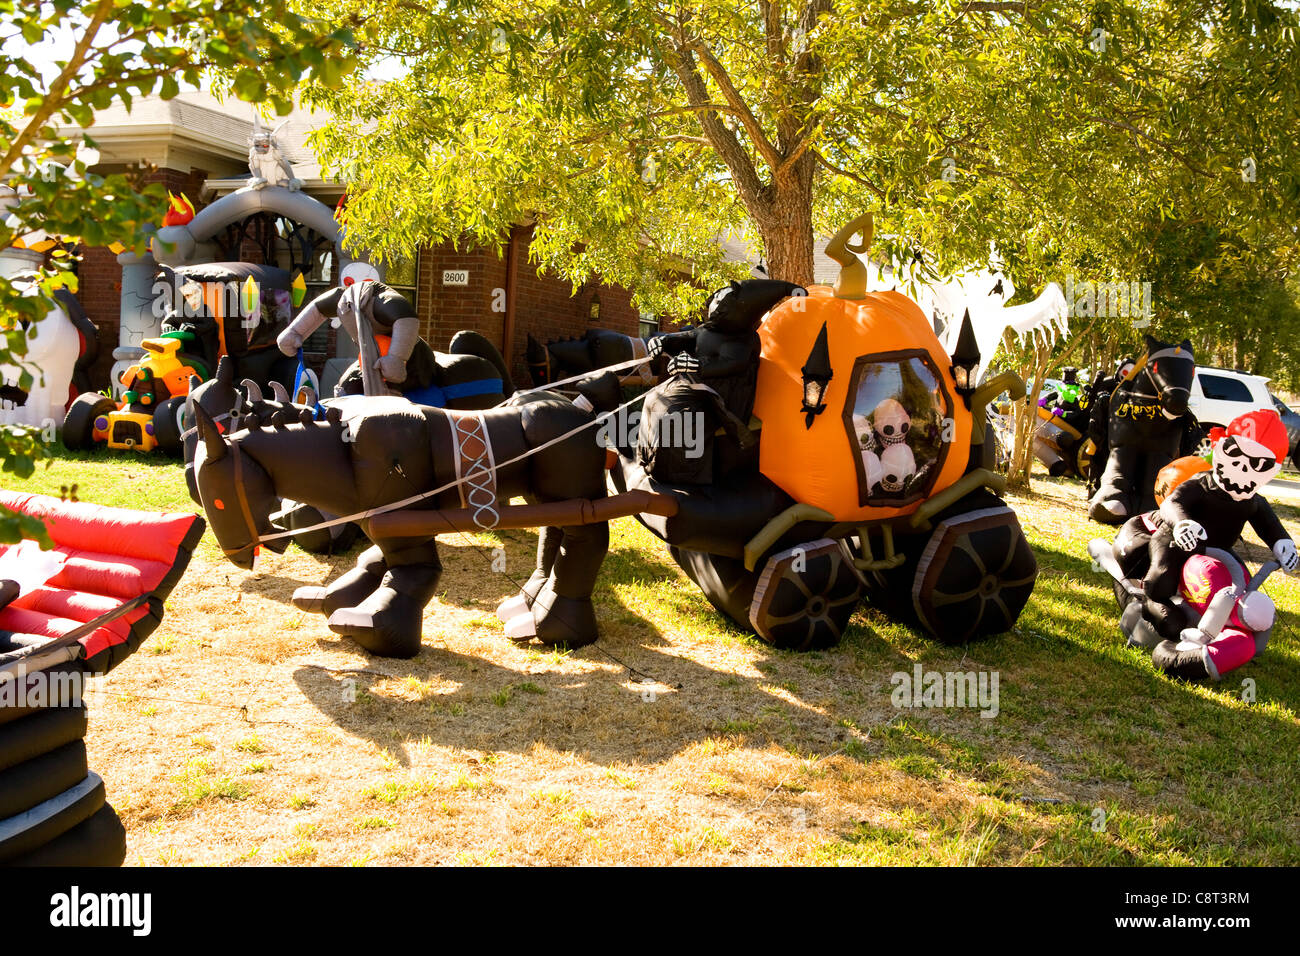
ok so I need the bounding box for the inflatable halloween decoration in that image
[1083,357,1135,495]
[1031,372,1094,479]
[526,327,661,388]
[1154,455,1211,505]
[0,285,84,428]
[161,192,196,228]
[0,491,204,865]
[1089,408,1296,679]
[246,115,302,191]
[609,213,1038,649]
[193,373,646,657]
[180,357,361,555]
[62,262,296,455]
[1088,337,1199,524]
[636,279,802,484]
[277,281,510,408]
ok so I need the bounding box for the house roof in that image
[58,90,335,188]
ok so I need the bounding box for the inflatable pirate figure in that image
[638,279,803,483]
[1137,409,1297,639]
[278,278,437,397]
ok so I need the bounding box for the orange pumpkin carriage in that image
[609,214,1038,649]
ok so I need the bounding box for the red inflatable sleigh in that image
[0,491,204,866]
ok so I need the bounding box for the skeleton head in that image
[248,115,289,155]
[872,398,911,445]
[1211,434,1280,501]
[879,442,915,493]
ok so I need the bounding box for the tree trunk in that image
[751,157,817,286]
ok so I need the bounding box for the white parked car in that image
[1188,366,1300,467]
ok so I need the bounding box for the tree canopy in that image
[307,0,1300,320]
[0,0,358,540]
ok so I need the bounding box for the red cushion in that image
[0,492,201,668]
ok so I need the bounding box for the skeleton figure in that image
[247,116,302,192]
[1137,409,1297,639]
[871,398,911,446]
[879,442,916,494]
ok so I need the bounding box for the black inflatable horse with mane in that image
[191,379,618,658]
[1088,335,1197,525]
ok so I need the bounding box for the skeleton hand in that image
[277,327,304,356]
[668,353,699,375]
[1274,538,1298,572]
[377,353,408,384]
[646,336,664,359]
[1173,519,1207,552]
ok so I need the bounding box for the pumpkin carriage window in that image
[841,350,954,507]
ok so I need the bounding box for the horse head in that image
[182,356,240,503]
[525,333,551,386]
[1141,334,1195,419]
[192,404,286,569]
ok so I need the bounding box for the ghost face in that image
[872,398,911,446]
[1211,434,1281,501]
[879,442,916,493]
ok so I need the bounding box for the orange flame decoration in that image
[162,191,196,227]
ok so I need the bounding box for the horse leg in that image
[327,540,442,659]
[292,544,387,615]
[497,526,561,625]
[505,521,609,648]
[1089,444,1138,523]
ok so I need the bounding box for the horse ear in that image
[241,379,263,404]
[188,375,202,395]
[1144,333,1158,352]
[193,404,228,463]
[216,355,234,385]
[1181,339,1192,351]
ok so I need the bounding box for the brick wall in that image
[76,166,210,389]
[413,229,640,386]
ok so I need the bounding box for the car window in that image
[1198,373,1253,402]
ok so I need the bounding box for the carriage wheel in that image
[1075,440,1093,480]
[910,498,1037,644]
[748,538,864,651]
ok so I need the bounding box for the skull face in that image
[879,442,916,493]
[872,398,911,445]
[1211,434,1280,501]
[251,133,272,155]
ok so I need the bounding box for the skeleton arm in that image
[277,287,342,355]
[376,315,419,383]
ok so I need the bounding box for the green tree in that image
[0,0,358,541]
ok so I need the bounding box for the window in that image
[841,350,954,508]
[1198,373,1252,403]
[638,312,659,338]
[385,254,419,311]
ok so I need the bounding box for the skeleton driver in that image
[1140,409,1296,638]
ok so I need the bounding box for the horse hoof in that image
[504,612,537,639]
[292,586,328,613]
[497,592,530,622]
[328,607,374,630]
[533,592,599,648]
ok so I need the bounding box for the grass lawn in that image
[4,450,1300,865]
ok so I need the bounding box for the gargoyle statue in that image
[247,115,302,191]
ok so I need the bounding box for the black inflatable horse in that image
[191,380,618,658]
[525,328,664,387]
[1088,336,1197,525]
